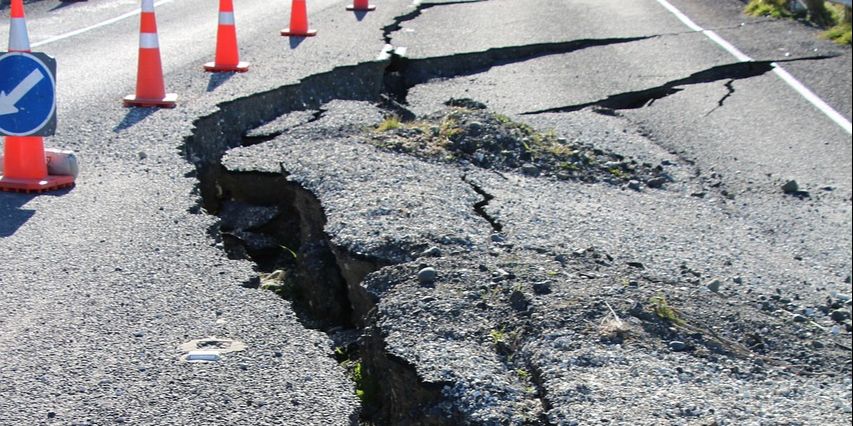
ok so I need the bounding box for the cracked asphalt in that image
[1,0,851,424]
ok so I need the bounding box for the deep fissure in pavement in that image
[182,35,668,424]
[522,56,834,115]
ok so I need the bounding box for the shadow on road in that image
[113,107,158,132]
[352,10,368,22]
[0,193,36,238]
[207,72,236,92]
[50,0,84,12]
[289,36,307,49]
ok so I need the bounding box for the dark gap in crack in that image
[241,132,282,147]
[400,36,655,104]
[522,55,835,115]
[381,0,489,44]
[704,79,737,117]
[308,107,327,124]
[718,79,736,108]
[462,175,503,233]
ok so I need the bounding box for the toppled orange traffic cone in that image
[281,0,317,37]
[0,0,74,193]
[346,0,375,11]
[123,0,177,107]
[205,0,249,72]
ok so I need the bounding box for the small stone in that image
[830,309,851,323]
[669,341,688,352]
[627,261,645,269]
[47,412,56,419]
[418,267,437,284]
[138,151,147,160]
[627,180,642,191]
[273,351,283,358]
[732,276,743,284]
[521,163,540,177]
[490,234,506,243]
[811,340,825,349]
[646,177,668,188]
[792,314,808,323]
[509,290,529,311]
[421,246,442,257]
[467,121,484,135]
[532,281,552,295]
[782,180,799,194]
[133,331,144,338]
[706,279,721,293]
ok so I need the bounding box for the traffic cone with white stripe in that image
[123,0,177,108]
[205,0,249,72]
[8,0,29,51]
[0,0,75,193]
[281,0,317,37]
[346,0,376,11]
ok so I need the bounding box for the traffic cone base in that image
[0,175,75,193]
[123,93,178,108]
[281,28,317,37]
[346,4,376,11]
[204,61,250,72]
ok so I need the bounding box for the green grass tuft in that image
[823,20,852,45]
[650,295,684,325]
[376,116,401,132]
[745,0,791,18]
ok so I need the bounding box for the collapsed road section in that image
[183,34,852,426]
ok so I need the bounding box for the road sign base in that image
[0,174,75,193]
[346,5,376,11]
[203,61,250,73]
[281,28,317,37]
[122,93,178,108]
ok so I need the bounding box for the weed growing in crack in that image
[650,295,684,326]
[489,325,523,358]
[279,244,298,260]
[342,360,379,406]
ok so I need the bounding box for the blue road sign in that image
[0,51,57,137]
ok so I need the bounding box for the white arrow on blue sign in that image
[0,51,57,137]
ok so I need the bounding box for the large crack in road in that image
[182,16,851,425]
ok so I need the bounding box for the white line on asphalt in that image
[31,0,176,48]
[655,0,852,135]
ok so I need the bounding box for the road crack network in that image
[522,55,835,115]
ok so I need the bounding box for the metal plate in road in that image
[0,51,57,137]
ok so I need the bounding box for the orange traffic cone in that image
[346,0,375,11]
[205,0,249,72]
[0,0,74,193]
[123,0,177,108]
[281,0,317,37]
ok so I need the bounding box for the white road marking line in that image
[31,0,176,48]
[655,0,852,134]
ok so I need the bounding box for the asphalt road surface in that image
[1,0,851,424]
